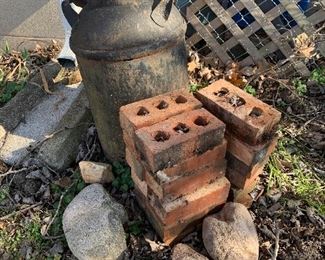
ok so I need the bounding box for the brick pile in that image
[195,79,281,207]
[120,90,230,244]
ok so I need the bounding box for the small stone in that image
[203,202,259,260]
[172,244,208,260]
[79,161,114,184]
[63,184,127,260]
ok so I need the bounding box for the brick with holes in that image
[135,108,226,172]
[119,89,202,140]
[148,177,230,226]
[145,159,226,200]
[195,79,281,145]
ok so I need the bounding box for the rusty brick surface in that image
[120,89,202,139]
[148,177,230,226]
[135,108,226,172]
[195,79,281,145]
[126,147,145,181]
[145,159,226,200]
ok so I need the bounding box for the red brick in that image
[135,108,226,172]
[145,159,226,200]
[125,147,145,181]
[226,162,263,189]
[149,138,227,178]
[226,132,278,167]
[232,190,254,208]
[131,169,147,197]
[120,89,202,139]
[226,135,278,178]
[123,131,137,155]
[230,178,260,208]
[195,79,281,145]
[148,177,230,226]
[135,191,204,245]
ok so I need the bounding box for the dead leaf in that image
[294,33,316,59]
[54,176,72,188]
[39,68,54,94]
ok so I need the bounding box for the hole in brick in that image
[175,95,188,104]
[229,95,246,107]
[249,107,263,117]
[194,116,209,126]
[174,123,190,134]
[137,107,149,116]
[214,87,229,97]
[156,100,169,110]
[154,131,170,142]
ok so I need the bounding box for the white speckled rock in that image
[203,202,259,260]
[63,184,127,260]
[172,244,208,260]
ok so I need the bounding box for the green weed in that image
[49,171,86,237]
[2,41,10,55]
[267,137,325,215]
[310,67,325,85]
[0,184,9,203]
[112,162,133,192]
[293,79,307,96]
[127,220,143,236]
[0,216,48,256]
[244,84,256,96]
[189,83,204,93]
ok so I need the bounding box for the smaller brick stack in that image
[195,79,281,207]
[120,89,230,244]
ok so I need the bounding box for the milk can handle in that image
[151,0,173,27]
[61,0,84,28]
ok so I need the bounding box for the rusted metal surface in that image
[71,0,188,161]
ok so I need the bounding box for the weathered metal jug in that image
[71,0,188,161]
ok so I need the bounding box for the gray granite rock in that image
[63,184,127,260]
[202,202,259,260]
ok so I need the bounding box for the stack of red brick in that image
[120,90,230,244]
[195,79,281,207]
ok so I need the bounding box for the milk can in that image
[71,0,188,161]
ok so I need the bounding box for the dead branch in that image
[0,202,42,221]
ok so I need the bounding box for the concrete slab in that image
[0,0,64,49]
[0,82,92,168]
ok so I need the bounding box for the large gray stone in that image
[63,184,128,260]
[202,202,259,260]
[172,244,208,260]
[0,81,92,169]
